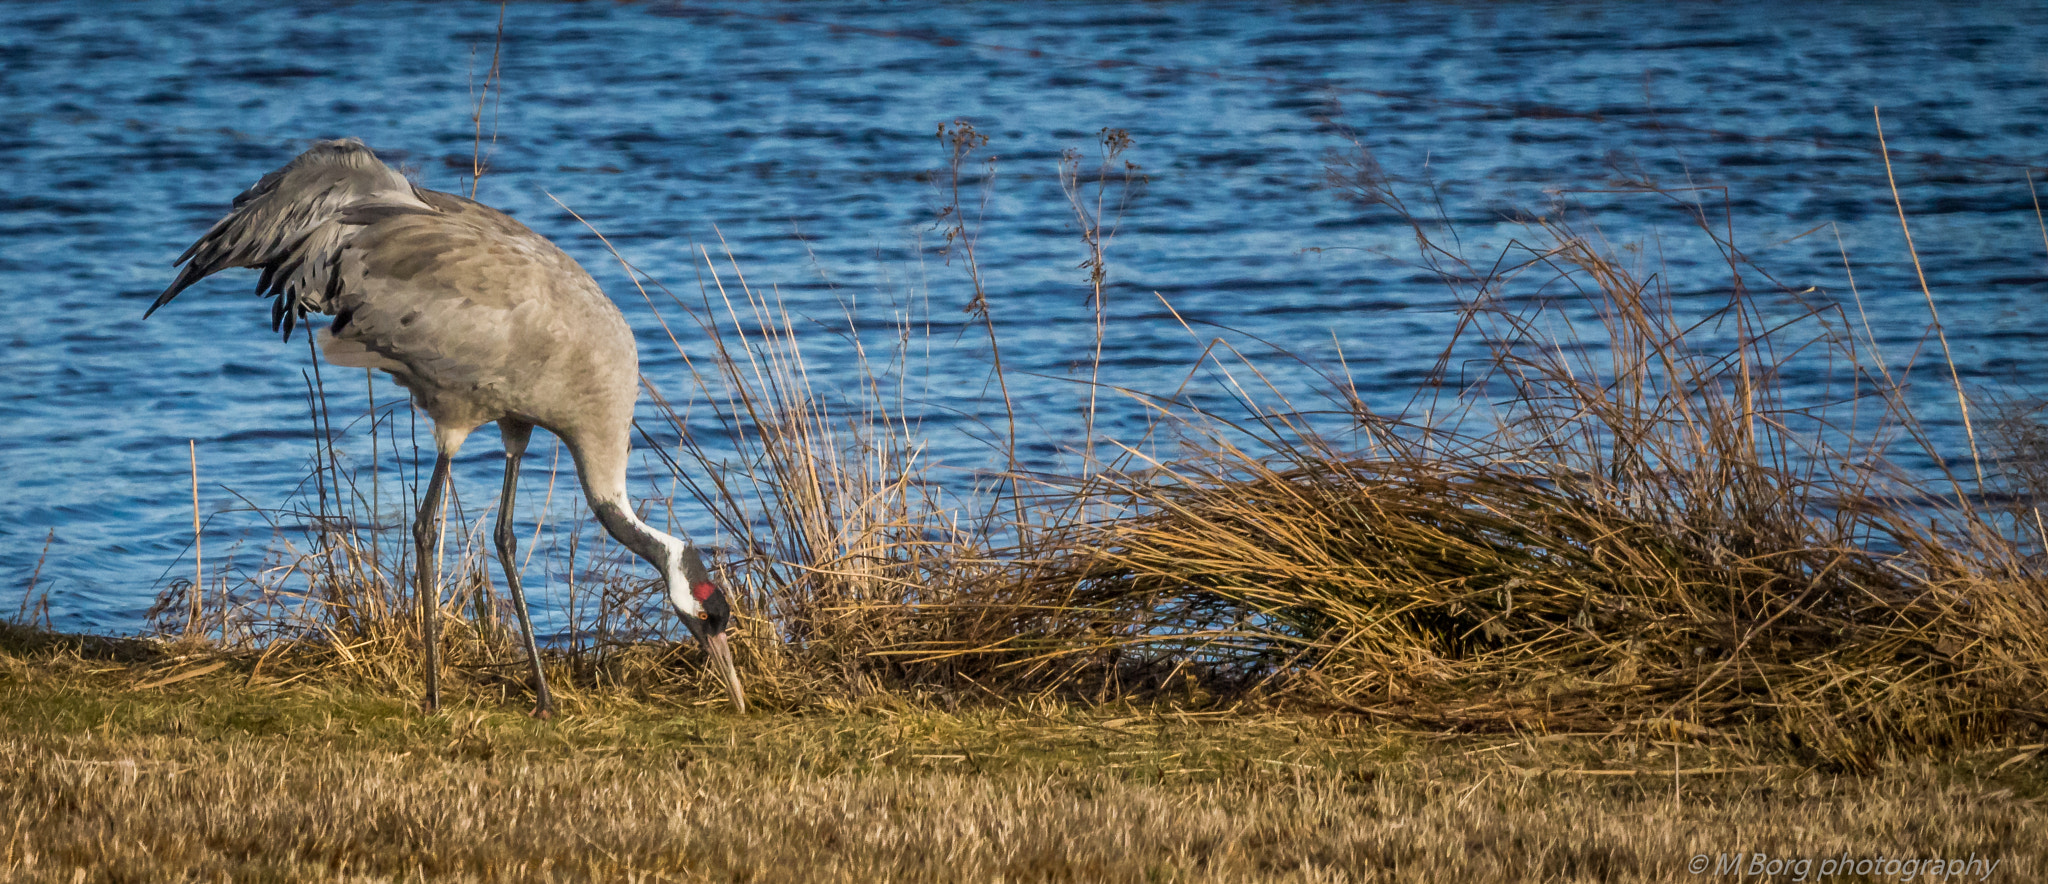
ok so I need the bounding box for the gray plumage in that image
[150,137,746,716]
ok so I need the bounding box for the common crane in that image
[148,138,746,717]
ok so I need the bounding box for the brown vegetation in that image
[119,131,2048,768]
[10,128,2048,879]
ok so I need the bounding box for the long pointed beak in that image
[700,630,748,713]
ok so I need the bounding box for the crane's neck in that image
[589,497,672,574]
[570,428,708,620]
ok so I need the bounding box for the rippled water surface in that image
[6,1,2048,632]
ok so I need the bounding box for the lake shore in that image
[4,623,2042,883]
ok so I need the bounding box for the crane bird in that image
[147,137,746,717]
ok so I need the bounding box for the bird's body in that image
[321,189,639,447]
[150,138,745,715]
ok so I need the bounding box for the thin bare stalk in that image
[936,121,1023,529]
[469,2,507,199]
[1876,106,1985,494]
[1059,128,1143,472]
[189,440,202,640]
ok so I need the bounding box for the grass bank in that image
[4,624,2044,883]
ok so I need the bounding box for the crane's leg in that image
[492,420,555,719]
[415,425,469,715]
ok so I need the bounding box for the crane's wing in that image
[150,137,429,339]
[316,188,635,420]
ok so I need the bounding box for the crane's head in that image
[665,543,748,713]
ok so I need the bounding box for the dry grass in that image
[951,220,2048,766]
[823,157,2048,770]
[4,626,2045,883]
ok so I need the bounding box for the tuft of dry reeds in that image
[638,236,1005,703]
[886,160,2048,767]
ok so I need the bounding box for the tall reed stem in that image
[188,439,202,640]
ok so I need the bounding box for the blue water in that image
[5,0,2048,634]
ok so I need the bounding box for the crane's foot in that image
[530,705,554,721]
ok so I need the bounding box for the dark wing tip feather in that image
[149,136,397,324]
[146,266,205,318]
